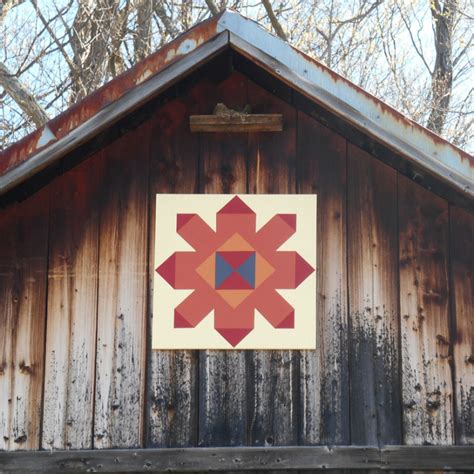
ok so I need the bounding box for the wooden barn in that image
[0,10,473,472]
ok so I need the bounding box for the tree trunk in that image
[426,0,457,135]
[69,0,122,103]
[134,0,153,62]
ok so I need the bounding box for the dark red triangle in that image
[294,253,315,287]
[219,251,254,269]
[217,196,255,215]
[156,253,176,287]
[174,309,193,328]
[275,310,294,328]
[217,271,253,289]
[278,213,297,230]
[176,213,195,231]
[217,328,252,347]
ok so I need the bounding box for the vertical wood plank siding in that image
[42,159,100,449]
[399,175,454,445]
[297,112,349,446]
[0,189,49,450]
[147,90,199,448]
[0,68,472,461]
[450,206,474,445]
[246,80,299,455]
[348,146,402,446]
[199,73,249,447]
[94,125,149,448]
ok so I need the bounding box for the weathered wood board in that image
[246,79,299,454]
[94,125,149,448]
[198,73,249,448]
[348,145,402,446]
[399,175,454,445]
[146,89,199,448]
[42,159,100,450]
[0,189,49,450]
[190,114,283,132]
[1,445,474,472]
[449,206,473,445]
[297,111,349,446]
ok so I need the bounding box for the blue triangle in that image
[237,253,256,288]
[215,253,234,288]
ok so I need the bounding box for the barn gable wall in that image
[0,62,472,456]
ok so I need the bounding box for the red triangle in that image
[156,253,176,287]
[217,271,253,289]
[217,328,252,347]
[219,251,254,269]
[278,214,296,230]
[276,310,294,328]
[218,196,255,215]
[174,309,193,328]
[177,213,195,231]
[295,254,315,287]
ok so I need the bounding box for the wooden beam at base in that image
[190,114,283,132]
[1,446,473,472]
[381,446,474,470]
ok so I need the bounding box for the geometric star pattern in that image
[156,195,315,347]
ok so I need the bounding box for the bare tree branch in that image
[334,0,382,27]
[134,0,153,61]
[153,0,179,37]
[0,0,26,20]
[205,0,219,16]
[108,0,131,76]
[396,2,433,74]
[0,61,49,127]
[453,32,472,67]
[30,0,78,77]
[261,0,288,41]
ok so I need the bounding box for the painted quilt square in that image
[153,194,317,349]
[215,251,256,289]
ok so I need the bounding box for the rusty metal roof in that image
[1,10,472,198]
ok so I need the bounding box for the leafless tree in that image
[427,0,457,134]
[1,0,472,151]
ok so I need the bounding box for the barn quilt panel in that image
[153,194,317,349]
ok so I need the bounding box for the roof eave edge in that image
[0,31,229,197]
[218,11,473,199]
